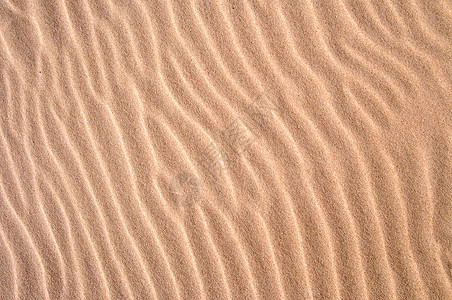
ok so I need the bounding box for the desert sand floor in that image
[0,0,451,299]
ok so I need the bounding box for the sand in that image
[0,0,451,299]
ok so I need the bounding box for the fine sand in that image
[1,1,452,299]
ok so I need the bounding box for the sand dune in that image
[0,0,451,299]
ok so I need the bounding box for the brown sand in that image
[0,0,451,299]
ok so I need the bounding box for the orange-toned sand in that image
[0,1,451,299]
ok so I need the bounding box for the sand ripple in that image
[0,0,451,299]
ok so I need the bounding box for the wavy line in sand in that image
[0,0,451,299]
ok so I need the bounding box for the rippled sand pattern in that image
[1,0,452,299]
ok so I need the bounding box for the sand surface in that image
[1,0,452,299]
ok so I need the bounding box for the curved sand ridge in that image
[0,0,451,299]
